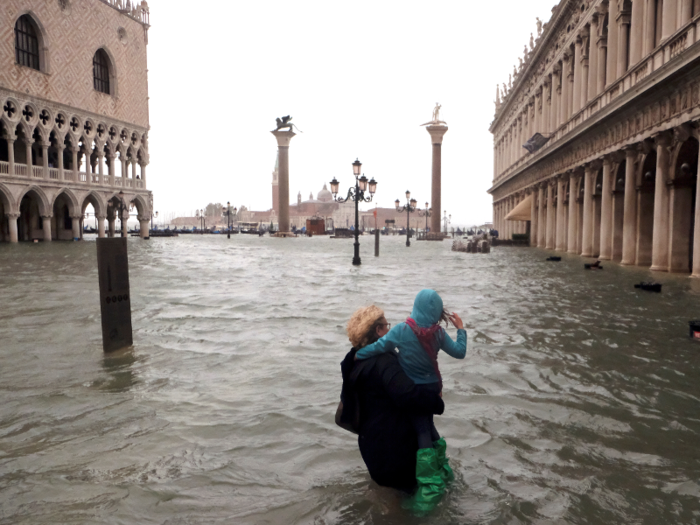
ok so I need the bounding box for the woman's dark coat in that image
[340,348,444,492]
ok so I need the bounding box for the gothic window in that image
[15,15,40,71]
[93,49,110,94]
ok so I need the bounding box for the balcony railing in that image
[0,162,146,191]
[494,19,700,186]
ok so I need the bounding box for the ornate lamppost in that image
[330,158,377,266]
[222,202,237,239]
[418,201,431,236]
[150,210,158,234]
[395,191,418,247]
[195,209,205,234]
[443,210,451,233]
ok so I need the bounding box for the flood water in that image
[2,234,700,524]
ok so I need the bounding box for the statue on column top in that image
[420,103,447,126]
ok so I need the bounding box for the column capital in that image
[4,134,16,142]
[270,130,296,147]
[41,141,50,148]
[425,125,448,145]
[652,130,674,147]
[6,212,20,219]
[585,159,603,172]
[70,215,83,220]
[41,214,53,220]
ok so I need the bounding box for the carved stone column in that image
[41,141,50,179]
[546,182,556,249]
[629,0,645,66]
[84,146,92,185]
[617,2,632,78]
[6,137,15,176]
[555,175,567,252]
[643,0,656,55]
[42,215,52,242]
[597,36,608,95]
[662,0,678,41]
[7,213,19,243]
[588,13,600,100]
[543,78,552,134]
[621,147,639,265]
[271,130,296,235]
[426,125,448,234]
[560,56,570,125]
[567,172,579,253]
[25,138,33,176]
[552,66,562,130]
[651,132,672,271]
[580,33,590,109]
[530,189,538,246]
[606,0,619,85]
[56,142,64,181]
[573,37,583,114]
[97,215,106,238]
[582,164,597,257]
[681,0,693,26]
[599,157,614,260]
[71,146,79,182]
[139,217,149,239]
[537,184,546,247]
[140,162,147,188]
[108,153,117,186]
[71,216,81,241]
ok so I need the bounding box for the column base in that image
[650,265,669,272]
[425,232,447,241]
[598,255,612,261]
[272,232,298,238]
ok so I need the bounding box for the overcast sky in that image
[146,0,560,227]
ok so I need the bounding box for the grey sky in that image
[146,0,559,226]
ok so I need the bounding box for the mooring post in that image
[375,229,379,257]
[96,237,133,352]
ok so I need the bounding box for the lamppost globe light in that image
[352,158,362,176]
[358,175,368,192]
[368,178,377,195]
[405,190,411,201]
[425,202,429,208]
[410,198,417,208]
[330,177,339,197]
[227,201,230,207]
[395,199,400,210]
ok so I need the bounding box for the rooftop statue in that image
[536,17,543,36]
[274,115,303,133]
[420,103,447,126]
[530,33,535,51]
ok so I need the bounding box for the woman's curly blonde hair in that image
[347,305,385,349]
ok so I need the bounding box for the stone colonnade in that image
[494,123,700,276]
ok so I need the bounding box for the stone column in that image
[97,151,105,178]
[530,190,538,246]
[97,215,106,238]
[582,164,596,257]
[681,0,693,24]
[425,125,448,234]
[108,153,116,186]
[573,38,583,114]
[621,147,639,265]
[108,217,116,237]
[560,57,570,124]
[72,147,79,182]
[543,79,552,133]
[597,37,608,95]
[545,183,555,249]
[607,0,619,85]
[537,185,546,247]
[552,67,561,130]
[7,213,19,243]
[25,139,33,176]
[42,215,52,242]
[139,218,149,239]
[630,0,646,66]
[84,147,92,185]
[556,176,567,250]
[41,141,50,179]
[271,130,297,235]
[651,132,672,271]
[7,137,15,176]
[57,143,64,181]
[120,153,127,182]
[644,0,656,55]
[617,7,632,78]
[71,216,81,241]
[588,14,600,99]
[662,0,678,41]
[580,34,590,108]
[599,157,614,260]
[140,162,147,188]
[568,173,579,253]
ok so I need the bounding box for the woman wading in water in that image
[339,298,461,514]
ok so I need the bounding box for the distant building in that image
[0,0,152,242]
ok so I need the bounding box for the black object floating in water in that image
[634,282,662,293]
[584,261,603,270]
[689,320,700,340]
[546,256,561,261]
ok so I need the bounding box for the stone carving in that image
[274,115,302,133]
[536,17,543,36]
[530,33,535,51]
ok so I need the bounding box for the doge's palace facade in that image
[490,0,700,276]
[0,0,152,242]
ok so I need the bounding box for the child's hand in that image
[448,312,464,330]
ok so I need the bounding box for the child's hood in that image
[410,289,443,327]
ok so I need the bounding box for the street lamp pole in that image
[395,191,418,247]
[150,210,158,233]
[418,201,431,236]
[223,202,237,239]
[330,158,378,266]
